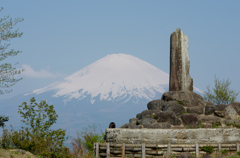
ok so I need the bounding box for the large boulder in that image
[223,105,239,120]
[162,101,185,116]
[199,115,221,124]
[215,104,228,111]
[181,113,199,128]
[155,111,181,125]
[129,118,138,125]
[137,118,155,127]
[147,99,164,110]
[229,102,240,114]
[205,105,215,115]
[120,123,139,129]
[137,110,158,119]
[161,91,205,107]
[187,107,204,115]
[149,122,171,129]
[214,111,225,117]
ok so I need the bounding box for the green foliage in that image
[0,7,24,94]
[212,121,221,128]
[204,75,239,105]
[71,124,105,157]
[152,113,156,119]
[0,115,9,128]
[176,100,184,105]
[197,121,203,128]
[237,151,240,156]
[227,121,240,128]
[0,97,71,157]
[221,149,228,154]
[18,97,59,136]
[201,145,214,154]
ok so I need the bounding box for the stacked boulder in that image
[121,90,240,129]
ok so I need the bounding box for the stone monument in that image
[105,28,240,147]
[169,28,193,91]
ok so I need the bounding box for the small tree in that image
[17,97,70,157]
[204,75,239,105]
[0,7,24,94]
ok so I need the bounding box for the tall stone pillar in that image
[169,28,193,91]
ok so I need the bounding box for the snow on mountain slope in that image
[25,53,203,104]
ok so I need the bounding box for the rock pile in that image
[121,28,240,130]
[121,90,240,129]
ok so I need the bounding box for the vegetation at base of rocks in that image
[227,121,240,128]
[204,75,240,105]
[222,149,229,154]
[212,121,222,128]
[0,97,105,158]
[176,100,184,105]
[238,151,240,156]
[197,121,204,128]
[201,145,214,154]
[152,113,157,119]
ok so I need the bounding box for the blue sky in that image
[1,1,240,100]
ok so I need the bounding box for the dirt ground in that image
[0,149,37,158]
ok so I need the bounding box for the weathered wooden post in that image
[106,143,110,158]
[195,143,199,157]
[142,143,146,158]
[218,143,221,151]
[122,143,125,158]
[95,143,99,158]
[237,143,239,152]
[167,143,171,158]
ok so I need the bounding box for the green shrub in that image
[212,121,221,128]
[221,149,228,154]
[201,145,214,154]
[237,151,240,156]
[0,97,71,158]
[71,124,105,157]
[197,121,203,128]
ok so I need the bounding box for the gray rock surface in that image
[224,105,239,120]
[129,118,138,125]
[215,104,228,111]
[169,28,193,91]
[161,90,205,107]
[137,118,155,127]
[205,105,215,115]
[187,106,204,115]
[214,111,225,117]
[199,115,221,124]
[162,101,185,116]
[137,110,156,119]
[229,102,240,114]
[147,99,164,110]
[155,111,181,125]
[181,113,199,128]
[149,122,171,129]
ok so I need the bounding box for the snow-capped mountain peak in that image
[25,54,202,104]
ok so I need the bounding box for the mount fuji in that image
[1,54,203,137]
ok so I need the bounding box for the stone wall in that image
[105,128,240,144]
